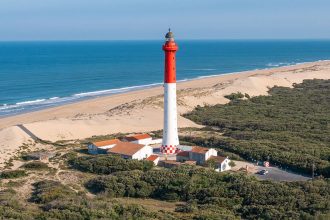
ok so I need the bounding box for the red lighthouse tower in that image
[161,29,180,154]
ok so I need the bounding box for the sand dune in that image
[0,126,33,165]
[1,60,330,167]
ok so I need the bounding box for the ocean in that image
[1,40,330,117]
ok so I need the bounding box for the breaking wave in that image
[266,62,296,67]
[0,83,163,117]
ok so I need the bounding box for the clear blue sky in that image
[1,0,329,40]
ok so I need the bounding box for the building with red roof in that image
[88,139,121,154]
[145,155,160,165]
[189,146,218,165]
[107,141,153,160]
[208,156,231,172]
[88,138,152,160]
[176,151,190,162]
[123,133,153,145]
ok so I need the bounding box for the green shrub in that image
[30,180,76,204]
[224,92,244,100]
[21,162,49,170]
[229,161,236,167]
[0,170,27,179]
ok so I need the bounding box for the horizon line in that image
[1,38,330,43]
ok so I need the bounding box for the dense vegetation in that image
[184,79,330,177]
[1,152,330,219]
[0,180,169,220]
[68,155,154,174]
[86,165,330,219]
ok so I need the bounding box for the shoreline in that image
[1,59,329,121]
[1,60,330,131]
[0,60,330,166]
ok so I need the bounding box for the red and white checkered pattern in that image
[161,145,179,154]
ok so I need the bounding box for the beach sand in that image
[1,60,330,166]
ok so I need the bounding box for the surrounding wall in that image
[88,144,116,155]
[132,145,153,160]
[131,138,153,145]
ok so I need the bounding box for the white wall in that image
[151,157,160,166]
[162,83,179,147]
[149,138,162,145]
[132,138,153,145]
[132,145,153,160]
[88,144,116,155]
[220,159,231,172]
[205,148,218,161]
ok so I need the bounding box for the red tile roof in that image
[107,141,145,156]
[92,139,121,147]
[145,155,159,161]
[176,151,189,157]
[190,146,210,154]
[124,134,152,141]
[208,156,227,164]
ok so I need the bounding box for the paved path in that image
[253,166,311,182]
[232,160,311,182]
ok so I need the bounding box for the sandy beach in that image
[1,60,330,166]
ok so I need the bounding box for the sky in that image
[0,0,330,41]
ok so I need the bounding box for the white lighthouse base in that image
[161,83,179,155]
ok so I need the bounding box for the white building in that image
[208,156,231,172]
[88,139,121,154]
[107,141,153,160]
[123,134,153,145]
[175,146,232,172]
[189,146,218,165]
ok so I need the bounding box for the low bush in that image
[224,92,244,100]
[21,161,49,170]
[0,170,27,179]
[30,180,76,204]
[68,155,153,174]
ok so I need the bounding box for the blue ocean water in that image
[0,40,330,117]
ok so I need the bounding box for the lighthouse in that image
[161,29,179,154]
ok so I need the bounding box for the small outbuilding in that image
[208,156,231,172]
[107,141,153,160]
[189,146,218,165]
[176,151,190,162]
[88,139,121,154]
[145,155,160,165]
[122,134,152,145]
